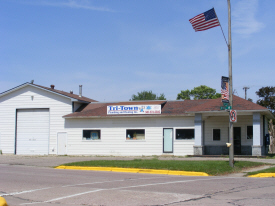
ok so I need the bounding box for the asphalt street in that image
[1,155,275,206]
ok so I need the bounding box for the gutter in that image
[187,109,274,119]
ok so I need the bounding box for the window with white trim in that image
[83,130,101,140]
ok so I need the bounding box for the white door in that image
[57,132,67,155]
[16,109,49,155]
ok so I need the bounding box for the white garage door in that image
[16,109,49,155]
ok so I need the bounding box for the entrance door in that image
[57,132,67,155]
[234,127,241,155]
[163,128,173,153]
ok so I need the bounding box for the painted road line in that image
[248,173,275,178]
[62,176,165,188]
[1,187,52,197]
[55,166,209,176]
[21,177,232,205]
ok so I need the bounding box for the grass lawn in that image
[63,159,265,176]
[266,154,275,159]
[247,166,275,176]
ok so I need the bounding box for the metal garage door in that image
[16,109,49,155]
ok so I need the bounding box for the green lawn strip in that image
[62,159,264,176]
[247,166,275,176]
[266,154,275,159]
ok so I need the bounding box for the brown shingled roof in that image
[33,84,97,103]
[63,96,272,118]
[64,101,167,118]
[186,95,268,112]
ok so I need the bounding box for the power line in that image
[233,89,239,96]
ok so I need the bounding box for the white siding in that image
[73,102,82,112]
[0,86,72,154]
[65,117,195,156]
[204,115,254,146]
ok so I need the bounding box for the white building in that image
[0,82,96,155]
[0,82,273,156]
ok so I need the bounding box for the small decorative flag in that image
[189,8,220,32]
[221,76,229,103]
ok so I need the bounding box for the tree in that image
[177,85,221,100]
[256,86,275,115]
[176,89,191,100]
[256,87,275,150]
[130,90,166,101]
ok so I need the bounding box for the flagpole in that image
[228,0,234,168]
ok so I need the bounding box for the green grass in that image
[247,166,275,176]
[63,159,265,176]
[266,154,275,159]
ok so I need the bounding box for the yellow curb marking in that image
[55,166,209,176]
[0,196,8,206]
[248,173,275,178]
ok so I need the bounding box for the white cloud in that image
[232,0,265,36]
[19,0,115,12]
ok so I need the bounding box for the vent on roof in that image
[50,85,55,89]
[79,85,82,97]
[70,90,73,94]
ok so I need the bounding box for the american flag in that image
[189,8,220,32]
[221,77,229,101]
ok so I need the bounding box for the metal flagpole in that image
[228,0,234,167]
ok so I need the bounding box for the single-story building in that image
[0,82,273,156]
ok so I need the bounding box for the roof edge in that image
[0,82,93,103]
[63,113,194,119]
[0,82,29,96]
[188,109,274,119]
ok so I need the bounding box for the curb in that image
[248,173,275,178]
[0,196,8,206]
[55,166,209,176]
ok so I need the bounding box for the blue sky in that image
[1,0,274,102]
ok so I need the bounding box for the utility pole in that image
[243,87,250,100]
[228,0,234,168]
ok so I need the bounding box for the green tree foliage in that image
[130,90,166,101]
[256,86,275,115]
[177,89,191,100]
[177,85,221,100]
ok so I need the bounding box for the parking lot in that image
[1,155,275,205]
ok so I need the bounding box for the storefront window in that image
[126,129,145,140]
[83,130,101,140]
[175,129,194,140]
